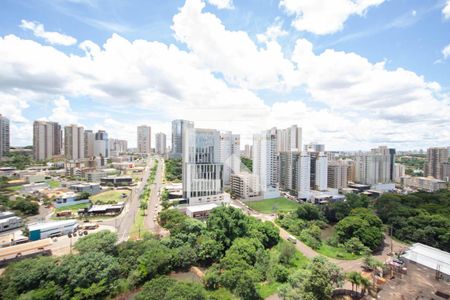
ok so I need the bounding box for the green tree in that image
[135,276,176,300]
[346,271,363,293]
[206,206,248,249]
[278,241,296,265]
[195,235,224,266]
[296,203,323,221]
[9,198,39,215]
[74,230,118,255]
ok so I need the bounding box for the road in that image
[144,156,167,236]
[103,157,153,242]
[231,199,407,273]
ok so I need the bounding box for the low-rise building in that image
[401,176,447,192]
[0,211,22,233]
[100,176,133,186]
[28,220,78,241]
[185,203,218,218]
[84,170,107,183]
[22,182,49,193]
[402,243,450,281]
[230,172,260,200]
[69,183,101,195]
[53,192,90,208]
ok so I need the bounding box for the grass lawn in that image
[257,282,282,299]
[246,197,300,214]
[55,202,91,212]
[90,190,130,204]
[47,180,60,188]
[316,243,361,260]
[206,288,237,300]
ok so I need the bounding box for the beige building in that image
[328,160,348,189]
[137,125,151,154]
[155,132,166,155]
[401,176,447,192]
[424,147,448,180]
[33,121,62,161]
[231,172,260,200]
[64,125,85,160]
[84,130,95,158]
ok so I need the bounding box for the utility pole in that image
[390,225,394,256]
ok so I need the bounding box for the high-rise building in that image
[389,148,396,181]
[155,132,167,155]
[304,143,325,153]
[297,152,311,199]
[94,130,109,158]
[182,127,224,205]
[354,146,391,185]
[279,151,300,191]
[33,121,61,161]
[84,130,95,158]
[252,128,279,198]
[424,147,449,180]
[328,161,348,189]
[64,125,85,160]
[393,163,406,183]
[171,119,194,158]
[137,125,152,154]
[109,139,128,156]
[315,152,328,191]
[277,125,302,152]
[243,144,253,159]
[219,131,240,185]
[0,114,10,158]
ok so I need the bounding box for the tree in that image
[296,203,323,221]
[195,235,224,266]
[278,241,296,265]
[164,282,207,300]
[135,276,176,300]
[206,206,248,249]
[74,230,118,255]
[360,276,372,296]
[9,198,39,215]
[78,191,91,200]
[226,238,263,265]
[346,271,362,293]
[140,201,148,213]
[344,237,370,255]
[240,157,252,172]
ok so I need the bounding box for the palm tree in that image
[360,276,372,296]
[347,271,362,293]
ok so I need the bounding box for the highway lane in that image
[144,156,167,236]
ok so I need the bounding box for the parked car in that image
[287,236,297,244]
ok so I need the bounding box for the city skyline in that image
[1,0,450,150]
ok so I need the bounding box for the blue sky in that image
[0,0,449,150]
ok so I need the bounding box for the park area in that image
[246,197,300,214]
[90,190,130,204]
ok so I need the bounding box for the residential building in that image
[109,139,128,156]
[69,183,101,195]
[304,143,325,153]
[219,131,240,185]
[182,127,225,205]
[230,172,260,199]
[277,125,302,152]
[94,130,109,158]
[279,151,300,191]
[328,160,348,189]
[393,163,406,183]
[252,128,279,198]
[243,144,253,159]
[64,125,84,160]
[354,146,392,185]
[401,176,447,192]
[137,125,152,154]
[155,132,167,155]
[0,114,10,158]
[424,147,449,180]
[84,130,95,158]
[297,152,311,199]
[33,121,61,160]
[171,119,194,158]
[315,152,328,191]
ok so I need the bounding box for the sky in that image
[0,0,450,150]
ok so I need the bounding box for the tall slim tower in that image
[64,125,85,160]
[171,119,194,159]
[33,121,61,161]
[0,115,10,158]
[277,125,302,152]
[84,130,95,158]
[297,152,311,199]
[182,127,224,205]
[155,132,167,155]
[219,131,240,185]
[253,128,279,198]
[94,130,109,158]
[137,125,152,154]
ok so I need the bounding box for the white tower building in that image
[219,131,240,185]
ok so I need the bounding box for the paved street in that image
[144,156,167,236]
[103,157,153,242]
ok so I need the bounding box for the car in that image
[287,236,297,244]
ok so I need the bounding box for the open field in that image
[90,190,130,204]
[55,202,91,212]
[247,197,300,214]
[47,180,60,188]
[316,243,361,260]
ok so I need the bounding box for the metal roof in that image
[186,203,218,213]
[402,243,450,276]
[28,220,77,232]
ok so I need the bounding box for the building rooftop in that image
[28,220,78,232]
[402,243,450,276]
[0,211,15,220]
[186,203,219,213]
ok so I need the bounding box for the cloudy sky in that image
[1,0,449,150]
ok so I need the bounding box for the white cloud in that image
[442,44,450,59]
[280,0,385,35]
[207,0,234,9]
[444,0,450,19]
[172,0,297,90]
[20,20,77,46]
[257,21,288,43]
[48,96,80,125]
